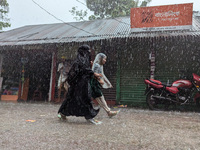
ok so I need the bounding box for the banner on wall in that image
[130,3,193,32]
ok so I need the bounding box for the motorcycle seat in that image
[148,79,162,85]
[148,79,172,87]
[145,79,163,88]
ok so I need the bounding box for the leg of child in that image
[96,95,111,113]
[95,95,119,118]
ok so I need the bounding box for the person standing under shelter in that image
[91,53,120,117]
[58,45,102,125]
[57,56,70,101]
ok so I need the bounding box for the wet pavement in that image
[1,101,200,150]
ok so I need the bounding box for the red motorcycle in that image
[144,73,200,110]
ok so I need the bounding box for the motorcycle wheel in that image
[146,91,170,111]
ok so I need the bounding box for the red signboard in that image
[130,3,193,32]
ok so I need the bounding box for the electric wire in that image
[76,0,86,6]
[32,0,97,36]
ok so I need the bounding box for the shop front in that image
[0,49,53,102]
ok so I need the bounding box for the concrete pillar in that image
[48,51,57,102]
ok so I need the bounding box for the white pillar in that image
[48,52,56,102]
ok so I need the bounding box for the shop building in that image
[0,7,200,106]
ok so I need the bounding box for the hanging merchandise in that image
[19,57,29,101]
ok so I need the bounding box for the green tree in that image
[69,6,88,21]
[70,0,151,21]
[0,0,10,30]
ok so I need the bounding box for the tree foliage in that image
[70,0,151,21]
[69,6,88,21]
[0,0,10,30]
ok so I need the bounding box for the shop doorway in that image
[26,51,52,101]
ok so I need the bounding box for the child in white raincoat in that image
[91,53,120,117]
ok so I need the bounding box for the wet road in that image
[0,101,200,150]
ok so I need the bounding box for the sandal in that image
[87,118,102,125]
[58,113,67,121]
[108,110,120,118]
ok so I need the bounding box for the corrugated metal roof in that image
[0,15,200,47]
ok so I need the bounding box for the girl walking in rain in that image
[91,53,120,117]
[58,45,102,125]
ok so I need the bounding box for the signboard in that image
[130,3,193,32]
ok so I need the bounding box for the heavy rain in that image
[0,0,200,149]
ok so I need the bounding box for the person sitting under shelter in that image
[57,56,70,101]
